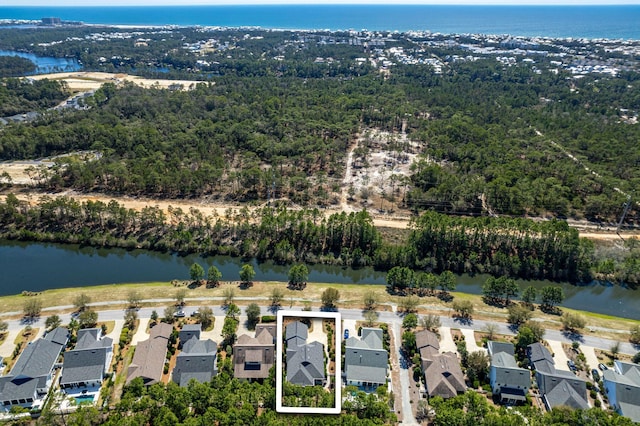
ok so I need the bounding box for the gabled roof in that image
[285,321,308,343]
[173,338,217,387]
[345,328,387,384]
[181,324,202,332]
[0,376,38,402]
[11,339,63,379]
[491,352,530,390]
[75,329,113,351]
[537,370,588,410]
[603,361,640,422]
[361,328,384,350]
[423,352,466,399]
[126,323,173,385]
[60,349,107,385]
[233,326,275,380]
[415,330,439,352]
[287,341,325,386]
[487,341,514,357]
[527,343,555,374]
[255,324,276,341]
[44,327,70,346]
[181,338,217,355]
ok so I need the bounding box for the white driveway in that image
[130,318,150,345]
[106,320,124,344]
[439,327,458,354]
[582,345,601,372]
[0,329,20,359]
[201,315,224,342]
[308,318,328,349]
[547,340,570,371]
[461,328,487,354]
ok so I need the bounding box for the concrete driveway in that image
[200,315,225,343]
[308,318,328,348]
[461,328,487,354]
[342,319,357,340]
[439,326,458,354]
[106,319,124,343]
[582,345,601,373]
[547,339,571,371]
[0,328,20,359]
[130,318,150,345]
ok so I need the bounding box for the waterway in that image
[0,50,81,75]
[0,239,638,320]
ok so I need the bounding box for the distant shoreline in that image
[1,4,639,40]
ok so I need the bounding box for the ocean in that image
[1,5,639,40]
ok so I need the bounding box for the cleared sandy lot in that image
[30,72,207,92]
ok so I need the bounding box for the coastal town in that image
[0,10,640,425]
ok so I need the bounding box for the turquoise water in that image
[75,394,95,404]
[1,5,639,40]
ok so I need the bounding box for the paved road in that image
[392,322,417,425]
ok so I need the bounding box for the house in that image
[172,337,217,387]
[416,330,466,399]
[527,343,588,411]
[526,343,555,374]
[126,323,173,386]
[286,321,325,387]
[487,341,530,404]
[179,324,201,348]
[603,361,640,423]
[344,328,388,390]
[0,327,68,411]
[233,324,276,381]
[60,328,113,390]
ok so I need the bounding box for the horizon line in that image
[3,1,640,7]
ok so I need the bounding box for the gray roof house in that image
[179,324,201,349]
[422,352,466,399]
[172,337,217,387]
[60,328,113,390]
[603,361,640,423]
[344,328,388,390]
[526,343,555,374]
[0,327,68,411]
[286,321,325,387]
[527,343,588,411]
[127,323,173,386]
[488,342,530,404]
[233,324,276,381]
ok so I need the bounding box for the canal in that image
[0,239,638,319]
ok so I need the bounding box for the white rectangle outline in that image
[276,309,341,414]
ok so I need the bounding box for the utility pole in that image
[616,194,632,235]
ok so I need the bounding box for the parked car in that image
[344,329,349,340]
[592,369,600,381]
[174,310,186,318]
[598,363,608,371]
[190,310,200,317]
[567,360,576,371]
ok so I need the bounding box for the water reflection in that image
[0,50,82,75]
[0,239,638,319]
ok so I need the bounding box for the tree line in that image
[5,194,640,285]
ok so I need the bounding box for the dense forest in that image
[0,56,36,77]
[0,34,638,220]
[0,78,68,116]
[5,194,640,285]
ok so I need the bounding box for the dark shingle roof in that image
[60,350,107,385]
[287,341,325,386]
[527,343,555,374]
[345,327,387,385]
[44,327,70,346]
[538,370,588,410]
[487,341,514,357]
[285,321,308,342]
[172,339,217,387]
[11,339,63,379]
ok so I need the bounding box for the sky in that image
[3,0,640,6]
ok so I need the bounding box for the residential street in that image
[0,298,637,425]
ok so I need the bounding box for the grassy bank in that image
[1,280,638,347]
